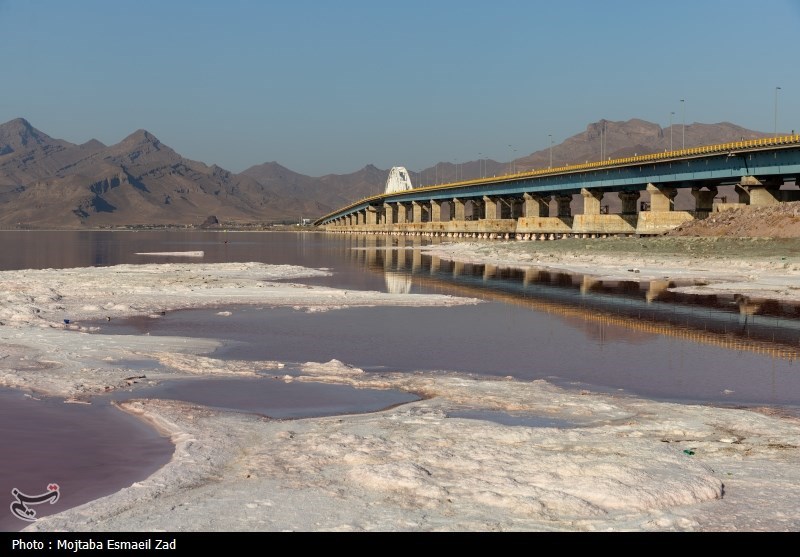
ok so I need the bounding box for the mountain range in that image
[0,117,771,228]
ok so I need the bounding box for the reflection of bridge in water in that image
[344,235,800,361]
[318,136,800,237]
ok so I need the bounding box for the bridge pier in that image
[646,183,678,211]
[383,202,396,224]
[453,197,466,221]
[556,194,572,217]
[366,206,378,225]
[618,191,640,214]
[471,199,485,220]
[523,193,551,217]
[739,176,782,206]
[691,186,717,213]
[430,199,443,222]
[397,203,408,224]
[483,196,499,220]
[581,188,603,215]
[411,201,423,223]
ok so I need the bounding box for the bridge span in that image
[315,135,800,237]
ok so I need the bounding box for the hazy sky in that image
[2,0,798,176]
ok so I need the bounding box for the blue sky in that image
[1,0,798,176]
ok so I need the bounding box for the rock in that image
[199,215,220,228]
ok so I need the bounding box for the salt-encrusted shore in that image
[2,260,798,531]
[0,262,479,397]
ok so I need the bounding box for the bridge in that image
[314,135,800,237]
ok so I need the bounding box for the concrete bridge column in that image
[483,196,499,219]
[472,199,485,220]
[523,193,550,217]
[383,203,396,224]
[411,201,423,223]
[555,194,572,217]
[452,198,466,221]
[646,183,678,211]
[397,203,407,224]
[509,198,524,219]
[366,206,378,225]
[691,186,717,212]
[618,191,640,214]
[581,188,603,215]
[740,176,781,206]
[346,215,353,226]
[430,200,442,222]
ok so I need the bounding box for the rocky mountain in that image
[0,118,774,228]
[514,119,770,173]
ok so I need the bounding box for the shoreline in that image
[2,257,799,531]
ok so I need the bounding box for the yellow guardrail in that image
[316,134,800,224]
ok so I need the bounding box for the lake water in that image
[2,229,800,529]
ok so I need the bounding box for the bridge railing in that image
[316,134,800,224]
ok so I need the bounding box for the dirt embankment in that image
[669,202,800,238]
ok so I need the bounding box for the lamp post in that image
[508,145,514,174]
[600,122,606,161]
[478,153,483,178]
[600,120,608,161]
[775,86,782,137]
[670,111,675,151]
[548,135,553,168]
[680,99,685,149]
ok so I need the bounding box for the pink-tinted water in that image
[106,377,419,419]
[0,389,172,532]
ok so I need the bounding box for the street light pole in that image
[600,122,606,161]
[478,153,483,178]
[775,86,782,137]
[680,99,685,149]
[548,135,553,168]
[670,111,675,151]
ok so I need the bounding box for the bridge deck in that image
[316,135,800,227]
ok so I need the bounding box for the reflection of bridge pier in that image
[430,255,441,275]
[735,294,763,328]
[645,280,671,303]
[580,276,600,295]
[412,249,423,273]
[383,247,395,270]
[395,247,408,269]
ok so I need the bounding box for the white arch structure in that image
[385,166,413,194]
